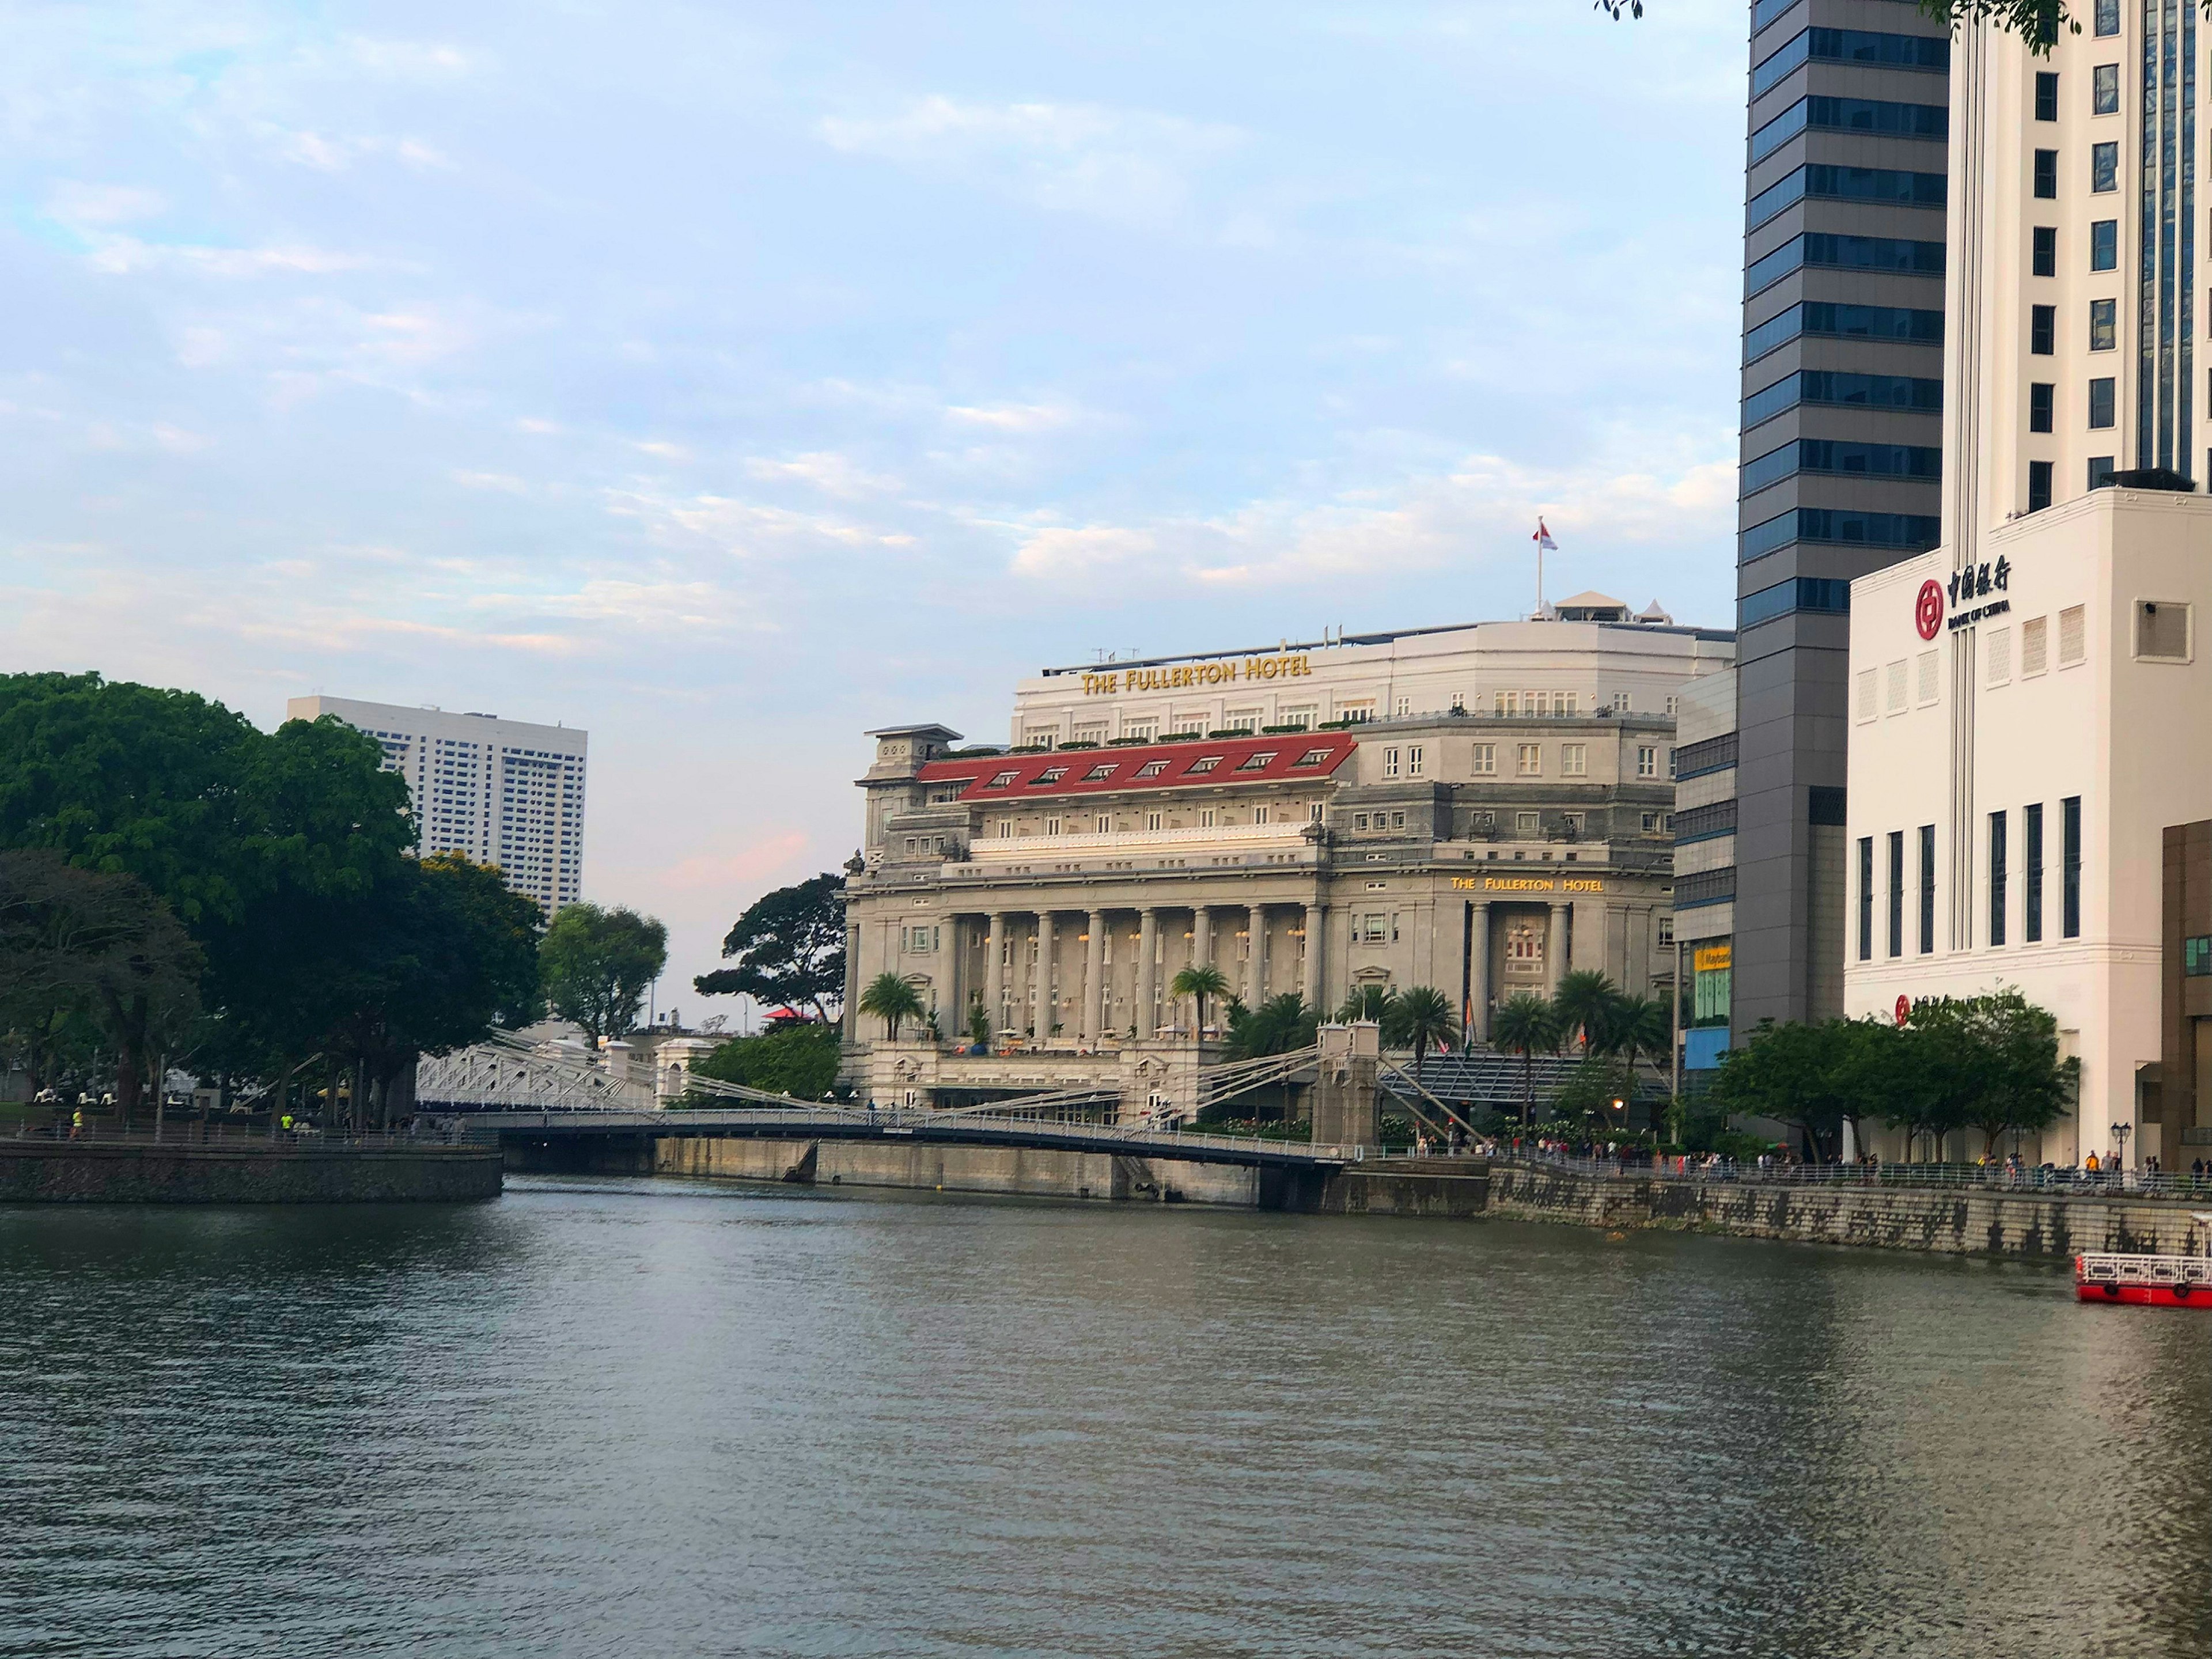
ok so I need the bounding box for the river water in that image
[1,1177,2206,1658]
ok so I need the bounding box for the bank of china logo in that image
[1915,579,1944,641]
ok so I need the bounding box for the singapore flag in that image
[1532,518,1558,551]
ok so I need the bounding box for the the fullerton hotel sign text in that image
[1080,653,1314,696]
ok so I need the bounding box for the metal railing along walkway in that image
[1507,1149,2212,1202]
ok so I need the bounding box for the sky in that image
[1,0,1751,1013]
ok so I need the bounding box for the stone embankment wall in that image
[652,1135,1264,1206]
[0,1141,503,1204]
[1487,1161,2212,1258]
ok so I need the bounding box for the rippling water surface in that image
[1,1177,2207,1658]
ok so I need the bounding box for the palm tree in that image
[1492,994,1561,1124]
[1383,985,1458,1081]
[1170,963,1230,1039]
[1552,969,1620,1055]
[1336,983,1400,1024]
[1224,992,1317,1060]
[1610,994,1671,1074]
[859,971,926,1042]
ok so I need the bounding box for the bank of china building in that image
[840,603,1732,1112]
[1846,10,2212,1168]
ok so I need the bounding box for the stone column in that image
[1035,911,1056,1039]
[1468,902,1491,1042]
[986,912,1006,1037]
[1247,904,1268,1007]
[1137,908,1159,1039]
[1085,908,1107,1042]
[1547,902,1570,997]
[1301,902,1324,1013]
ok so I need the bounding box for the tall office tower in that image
[1734,0,1953,1030]
[286,696,589,916]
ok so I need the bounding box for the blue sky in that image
[1,0,1749,1002]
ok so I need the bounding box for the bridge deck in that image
[445,1107,1354,1170]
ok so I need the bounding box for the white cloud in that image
[744,450,899,497]
[817,94,1244,227]
[46,181,164,225]
[631,439,691,460]
[1004,446,1737,590]
[278,130,454,172]
[83,237,378,278]
[344,37,471,77]
[451,469,527,493]
[944,400,1077,434]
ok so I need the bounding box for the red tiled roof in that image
[918,733,1358,800]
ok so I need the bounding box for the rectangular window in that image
[1888,831,1905,959]
[1471,743,1497,775]
[2089,297,2116,350]
[2024,802,2044,942]
[2034,71,2058,122]
[2088,376,2116,428]
[1885,659,1908,714]
[2059,604,2087,664]
[2028,460,2053,511]
[2062,796,2082,937]
[1517,744,1542,777]
[2022,615,2049,675]
[1561,744,1588,777]
[2089,455,2115,489]
[1199,808,1217,828]
[1382,747,1400,779]
[2184,935,2212,975]
[1516,810,1540,833]
[1407,745,1425,778]
[1254,805,1271,825]
[1096,813,1111,833]
[2090,219,2117,271]
[1855,668,1877,721]
[1988,810,2008,946]
[2093,62,2119,112]
[2031,305,2056,354]
[2137,599,2192,660]
[2033,149,2058,198]
[1857,835,1874,961]
[1637,745,1657,777]
[2032,225,2058,276]
[1987,626,2013,683]
[2095,0,2119,35]
[1145,809,1162,831]
[1919,825,1937,955]
[2090,141,2117,192]
[2029,381,2055,431]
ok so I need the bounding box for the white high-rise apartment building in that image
[286,696,589,915]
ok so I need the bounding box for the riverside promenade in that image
[1,1130,502,1203]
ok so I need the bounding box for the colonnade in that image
[958,901,1325,1044]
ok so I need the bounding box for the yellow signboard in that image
[1080,653,1313,696]
[1694,944,1732,972]
[1450,876,1607,893]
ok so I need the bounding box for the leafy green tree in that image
[540,902,668,1046]
[1706,1017,1885,1164]
[1553,969,1619,1054]
[1892,992,2077,1160]
[694,872,847,1021]
[1382,984,1457,1080]
[0,850,203,1118]
[1336,983,1400,1024]
[858,971,926,1041]
[691,1022,842,1100]
[1491,994,1561,1122]
[1603,0,2072,55]
[1170,963,1230,1038]
[1224,992,1317,1059]
[1552,1056,1641,1135]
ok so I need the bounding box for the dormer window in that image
[1083,763,1117,781]
[986,770,1018,788]
[1235,752,1277,772]
[1135,759,1169,778]
[1186,756,1222,774]
[1038,766,1068,783]
[1293,748,1331,767]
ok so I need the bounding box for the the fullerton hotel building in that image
[839,595,1735,1111]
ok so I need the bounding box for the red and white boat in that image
[2075,1248,2212,1306]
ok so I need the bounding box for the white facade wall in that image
[286,696,589,916]
[1008,617,1732,748]
[1844,491,2212,1166]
